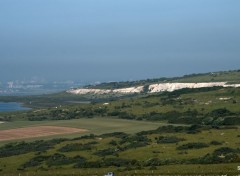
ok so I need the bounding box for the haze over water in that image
[0,0,240,83]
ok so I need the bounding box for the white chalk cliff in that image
[67,82,240,95]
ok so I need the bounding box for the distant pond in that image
[0,102,31,112]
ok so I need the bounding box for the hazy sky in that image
[0,0,240,83]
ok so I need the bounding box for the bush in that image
[0,139,66,158]
[223,117,240,125]
[109,140,118,146]
[118,112,136,120]
[23,153,86,168]
[103,158,132,167]
[177,142,209,150]
[47,153,78,166]
[195,147,240,164]
[58,143,92,152]
[156,136,185,144]
[210,141,223,145]
[94,148,118,156]
[100,132,128,138]
[208,108,235,117]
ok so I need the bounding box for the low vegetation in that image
[0,125,239,175]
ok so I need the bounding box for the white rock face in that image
[67,86,144,95]
[223,84,240,88]
[67,88,111,94]
[112,86,144,93]
[67,82,240,95]
[148,82,226,93]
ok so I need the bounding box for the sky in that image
[0,0,240,83]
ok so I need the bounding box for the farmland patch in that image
[0,126,87,141]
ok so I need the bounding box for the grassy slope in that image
[88,87,240,115]
[87,70,240,89]
[0,118,168,144]
[7,87,240,121]
[0,127,239,175]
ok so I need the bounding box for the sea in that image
[0,102,31,112]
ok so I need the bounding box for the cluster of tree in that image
[137,125,202,136]
[176,142,210,150]
[139,110,198,122]
[22,153,86,169]
[94,148,118,157]
[210,140,224,145]
[95,134,151,156]
[191,147,240,164]
[0,139,66,158]
[71,134,96,141]
[156,136,185,144]
[202,108,240,126]
[0,116,12,121]
[74,158,137,168]
[162,87,223,98]
[28,106,108,121]
[207,108,236,117]
[118,134,151,150]
[106,107,240,127]
[176,141,229,151]
[137,108,240,126]
[58,141,97,152]
[22,154,137,169]
[99,132,128,139]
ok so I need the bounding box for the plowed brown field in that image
[0,126,87,141]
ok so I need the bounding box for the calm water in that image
[0,102,31,112]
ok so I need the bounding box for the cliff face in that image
[67,82,240,95]
[148,82,227,93]
[66,86,144,95]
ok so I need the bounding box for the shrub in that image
[156,136,185,144]
[210,141,223,145]
[177,142,209,150]
[58,142,94,152]
[208,108,235,117]
[0,139,66,158]
[94,148,118,157]
[47,153,75,166]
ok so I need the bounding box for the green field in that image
[0,118,169,144]
[0,125,239,175]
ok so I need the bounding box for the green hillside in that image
[86,69,240,89]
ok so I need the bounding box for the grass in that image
[87,69,240,89]
[0,127,239,175]
[0,117,169,144]
[0,164,239,176]
[102,87,240,115]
